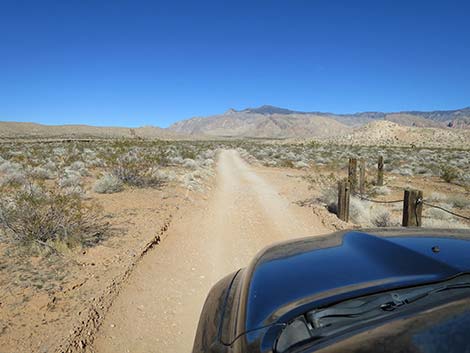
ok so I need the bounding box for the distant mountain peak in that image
[224,108,237,115]
[242,105,297,115]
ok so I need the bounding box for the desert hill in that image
[0,121,181,140]
[324,120,470,149]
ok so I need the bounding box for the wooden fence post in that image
[377,156,384,186]
[402,189,423,227]
[359,159,366,195]
[337,180,350,222]
[348,158,357,193]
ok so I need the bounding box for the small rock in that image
[110,324,115,328]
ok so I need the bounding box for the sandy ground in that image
[0,184,186,353]
[92,150,330,353]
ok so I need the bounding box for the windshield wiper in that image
[309,282,470,329]
[276,280,470,353]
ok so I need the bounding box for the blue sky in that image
[1,0,470,127]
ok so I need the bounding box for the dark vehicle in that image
[193,229,470,353]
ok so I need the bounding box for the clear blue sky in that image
[1,0,469,127]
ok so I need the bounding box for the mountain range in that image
[168,105,470,138]
[1,105,469,140]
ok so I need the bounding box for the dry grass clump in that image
[0,183,109,252]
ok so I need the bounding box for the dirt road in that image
[93,150,329,353]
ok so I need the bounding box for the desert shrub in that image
[169,156,184,165]
[153,170,177,182]
[43,160,57,172]
[0,184,109,250]
[317,186,338,214]
[69,161,88,176]
[393,167,413,177]
[371,207,392,227]
[180,149,197,160]
[0,160,23,174]
[183,158,199,169]
[113,155,163,188]
[52,147,67,156]
[414,166,430,175]
[200,158,214,167]
[446,195,470,209]
[422,218,468,229]
[93,174,123,194]
[440,165,459,183]
[349,198,371,225]
[202,149,216,160]
[30,166,55,180]
[0,171,27,187]
[279,160,295,168]
[182,172,201,191]
[427,192,447,203]
[424,206,454,221]
[59,169,82,188]
[372,186,391,196]
[293,161,309,169]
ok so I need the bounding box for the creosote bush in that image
[0,183,109,251]
[112,154,164,188]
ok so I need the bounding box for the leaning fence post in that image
[337,180,350,222]
[359,159,366,195]
[402,189,423,227]
[348,158,358,193]
[377,156,384,186]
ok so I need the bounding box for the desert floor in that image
[1,148,468,353]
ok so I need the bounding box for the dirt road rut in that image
[93,150,328,353]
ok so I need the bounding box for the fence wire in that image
[422,201,470,221]
[352,193,470,221]
[353,193,403,204]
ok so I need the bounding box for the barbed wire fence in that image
[336,157,470,225]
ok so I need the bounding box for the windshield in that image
[276,275,470,353]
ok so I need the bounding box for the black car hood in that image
[239,230,470,333]
[312,294,470,353]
